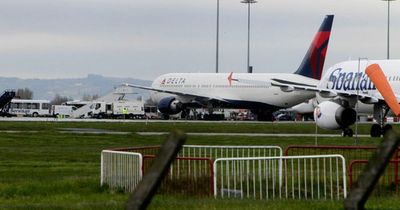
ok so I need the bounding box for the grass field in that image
[0,120,377,134]
[0,121,398,209]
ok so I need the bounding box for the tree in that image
[15,88,33,99]
[92,94,99,100]
[82,93,100,101]
[50,94,72,105]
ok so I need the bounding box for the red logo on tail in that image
[228,72,233,86]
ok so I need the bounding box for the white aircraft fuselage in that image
[293,60,400,115]
[150,73,318,109]
[319,60,400,98]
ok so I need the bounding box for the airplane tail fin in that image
[294,15,334,80]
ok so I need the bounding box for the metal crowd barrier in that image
[213,155,347,200]
[101,150,143,192]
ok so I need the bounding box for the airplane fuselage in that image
[319,60,400,96]
[150,73,318,110]
[317,60,400,114]
[127,15,334,117]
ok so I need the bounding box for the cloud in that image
[0,0,399,79]
[0,33,105,53]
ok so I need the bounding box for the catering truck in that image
[110,100,145,119]
[69,100,145,119]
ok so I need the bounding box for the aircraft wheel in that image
[370,124,382,137]
[341,128,353,137]
[382,124,393,136]
[162,114,170,120]
[347,128,353,137]
[181,109,189,119]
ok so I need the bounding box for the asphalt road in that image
[136,132,370,138]
[0,117,380,125]
[0,117,373,137]
[0,117,314,123]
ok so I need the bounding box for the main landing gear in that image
[370,104,393,137]
[341,124,392,138]
[370,123,393,137]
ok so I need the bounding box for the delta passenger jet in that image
[126,15,334,120]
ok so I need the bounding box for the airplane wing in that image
[269,78,383,104]
[227,72,387,104]
[123,83,229,103]
[230,73,383,103]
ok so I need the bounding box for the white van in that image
[51,105,77,117]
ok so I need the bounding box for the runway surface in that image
[0,117,381,125]
[59,128,131,135]
[0,117,304,123]
[0,128,368,137]
[136,132,370,138]
[0,117,374,137]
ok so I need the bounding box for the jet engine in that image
[314,100,356,130]
[157,96,183,115]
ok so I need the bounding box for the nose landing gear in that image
[342,128,354,137]
[370,104,394,137]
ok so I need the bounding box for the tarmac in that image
[136,132,370,138]
[0,117,375,137]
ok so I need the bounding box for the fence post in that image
[344,130,400,210]
[125,130,187,210]
[100,151,104,186]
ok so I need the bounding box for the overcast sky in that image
[0,0,399,80]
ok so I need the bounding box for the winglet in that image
[365,64,400,116]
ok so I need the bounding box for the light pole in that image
[382,0,397,59]
[241,0,257,73]
[216,0,220,73]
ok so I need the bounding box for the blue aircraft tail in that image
[294,15,334,80]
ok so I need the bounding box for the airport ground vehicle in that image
[51,105,77,117]
[0,90,16,117]
[9,99,51,117]
[273,110,295,121]
[67,100,145,119]
[110,101,145,119]
[144,106,159,119]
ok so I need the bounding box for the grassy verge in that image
[0,121,396,209]
[0,120,388,134]
[149,195,400,210]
